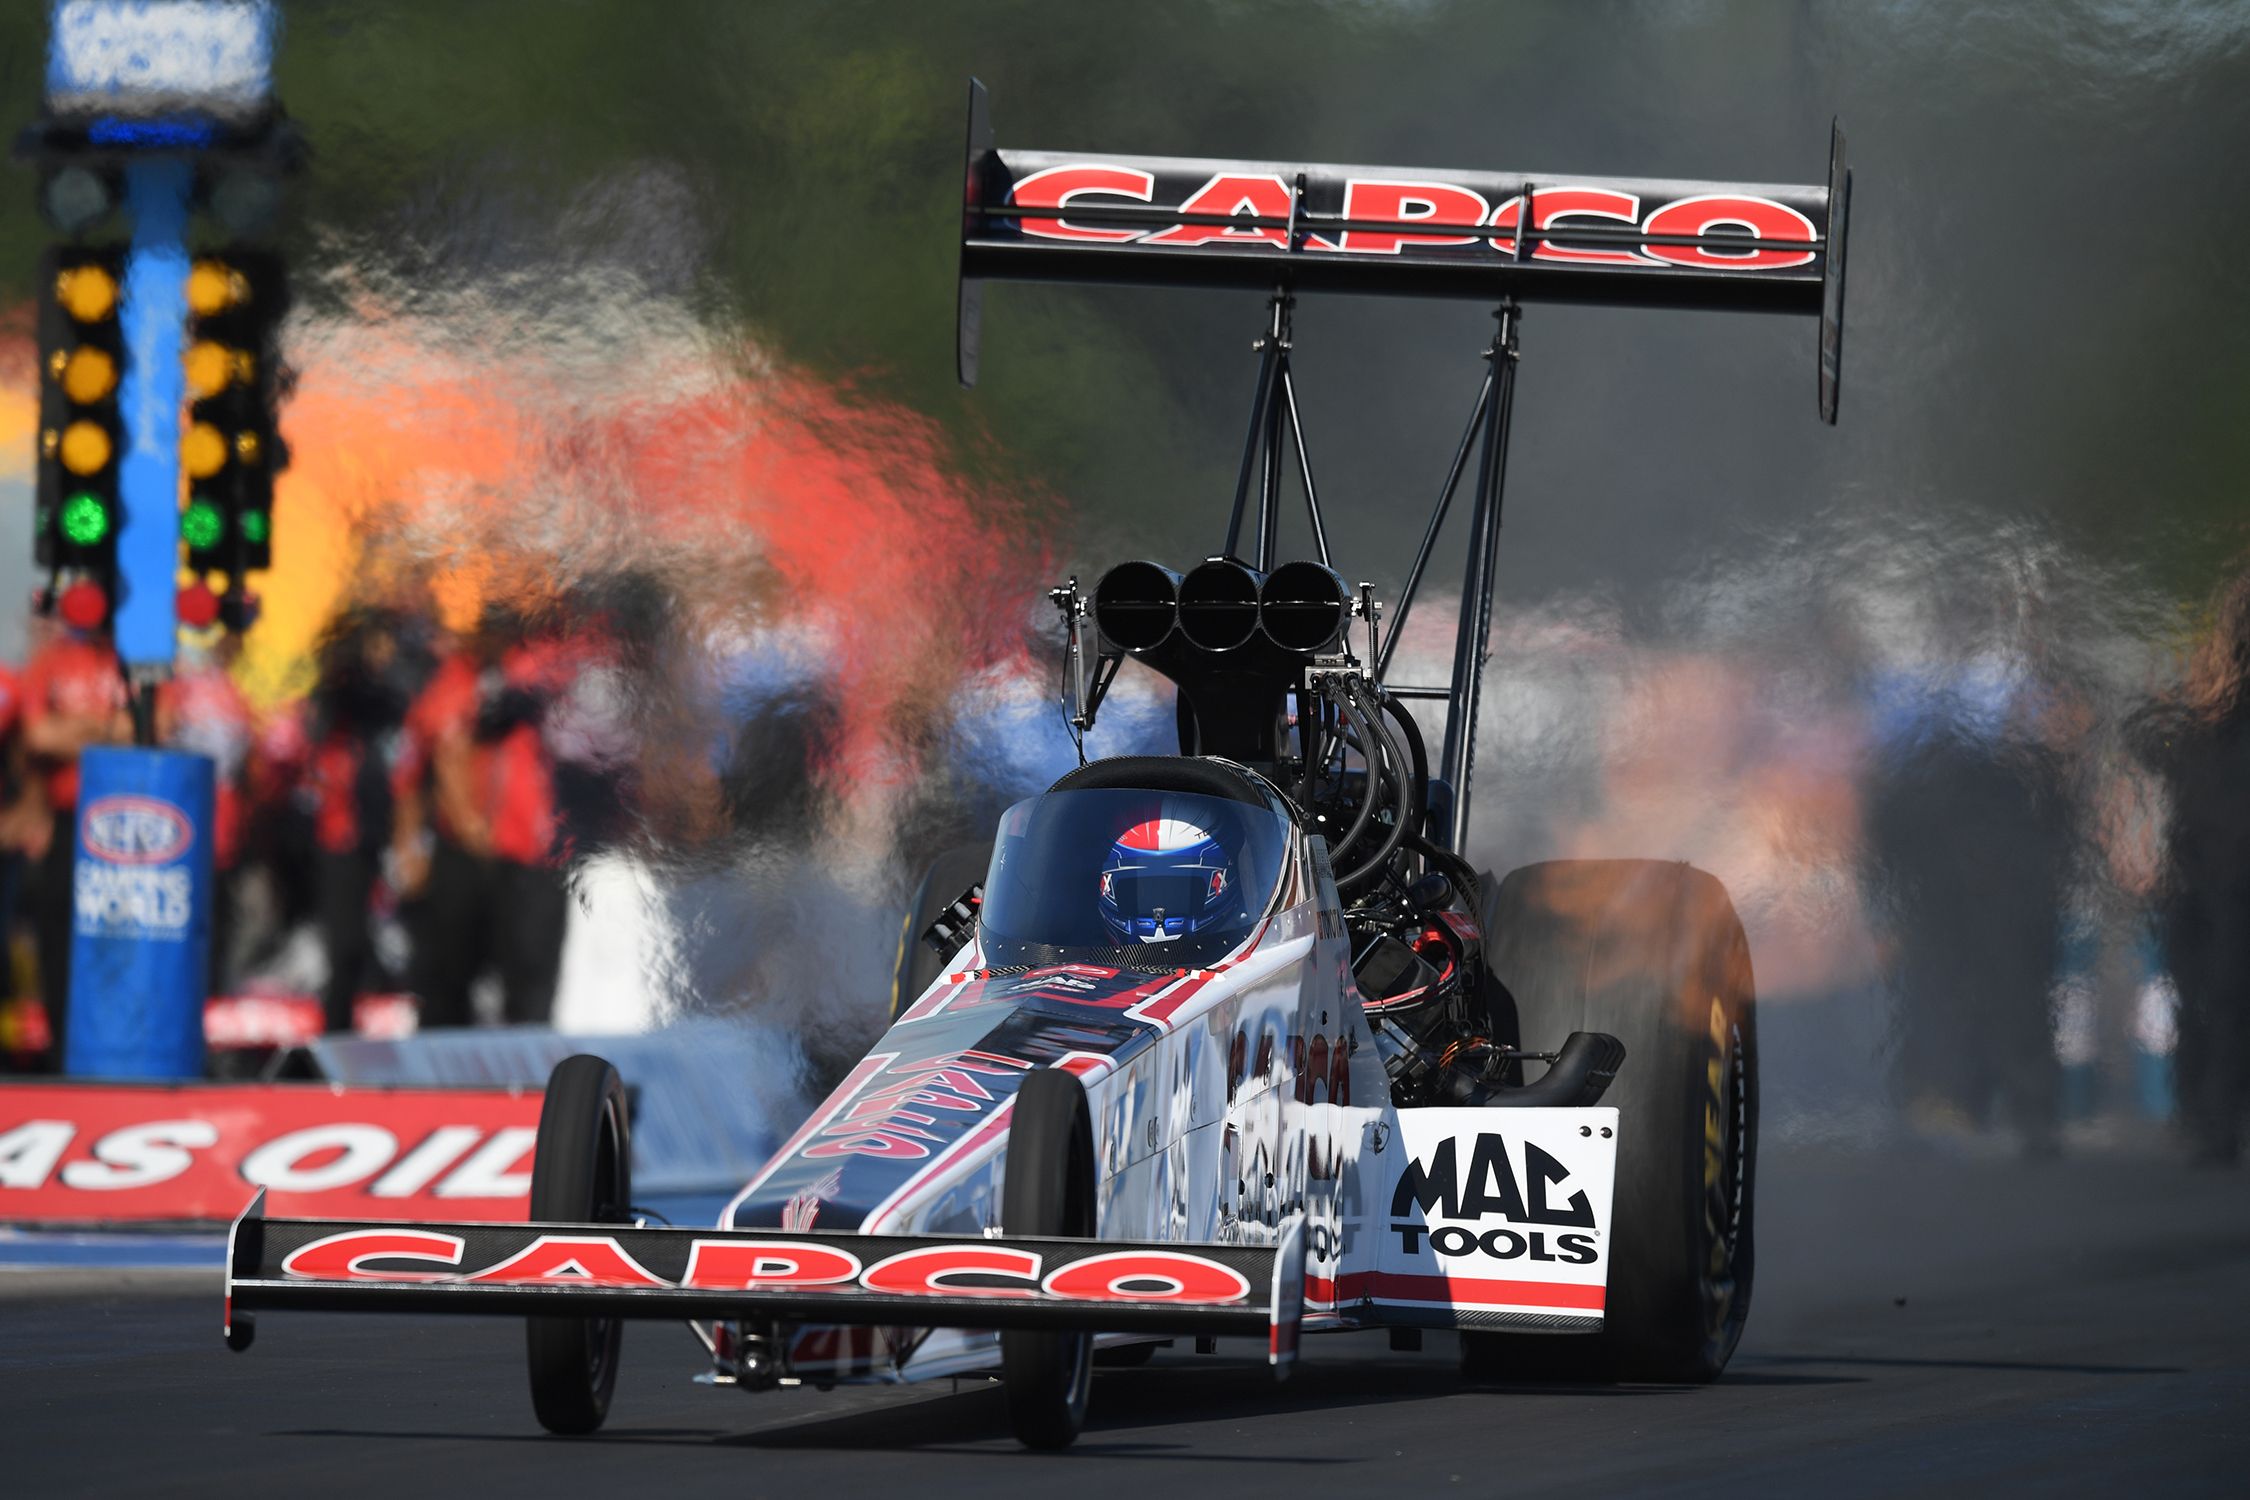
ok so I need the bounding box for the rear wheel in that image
[890,843,992,1021]
[1462,860,1757,1384]
[1001,1068,1096,1449]
[525,1054,632,1434]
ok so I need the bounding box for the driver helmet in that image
[1098,805,1238,945]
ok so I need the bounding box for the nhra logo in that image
[82,795,192,866]
[1390,1132,1599,1265]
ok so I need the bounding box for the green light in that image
[182,497,224,550]
[60,491,111,546]
[239,509,269,545]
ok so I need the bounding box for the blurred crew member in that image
[160,632,255,995]
[2148,573,2250,1165]
[1865,652,2071,1151]
[395,622,486,1026]
[244,691,315,945]
[546,573,655,856]
[0,659,35,1068]
[406,608,572,1027]
[457,618,572,1024]
[21,617,128,1065]
[0,658,28,900]
[306,610,408,1033]
[0,658,25,815]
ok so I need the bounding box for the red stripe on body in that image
[896,971,975,1025]
[722,1053,897,1226]
[860,1051,1111,1232]
[1306,1271,1604,1312]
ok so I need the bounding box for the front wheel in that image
[525,1054,633,1434]
[1463,859,1757,1384]
[1001,1068,1097,1448]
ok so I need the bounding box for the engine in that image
[1062,557,1524,1107]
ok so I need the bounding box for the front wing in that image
[224,1191,1305,1359]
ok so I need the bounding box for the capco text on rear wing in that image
[956,79,1853,848]
[955,78,1850,423]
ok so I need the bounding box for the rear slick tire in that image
[1462,859,1758,1385]
[1001,1068,1097,1449]
[525,1054,633,1434]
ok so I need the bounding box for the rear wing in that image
[957,79,1851,422]
[222,1190,1307,1364]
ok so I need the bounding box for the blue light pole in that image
[35,0,284,1077]
[116,156,192,690]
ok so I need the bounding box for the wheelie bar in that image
[223,1190,1306,1361]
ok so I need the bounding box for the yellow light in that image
[183,340,253,400]
[59,420,112,476]
[55,264,119,322]
[183,422,229,479]
[185,260,250,317]
[234,430,262,464]
[55,346,119,404]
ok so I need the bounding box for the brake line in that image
[1336,678,1413,892]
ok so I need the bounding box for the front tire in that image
[525,1054,633,1434]
[1463,860,1757,1384]
[1001,1068,1096,1449]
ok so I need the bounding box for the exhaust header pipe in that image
[1258,561,1352,654]
[1091,561,1182,652]
[1085,557,1358,764]
[1093,558,1354,657]
[1178,560,1264,652]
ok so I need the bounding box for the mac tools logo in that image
[82,795,192,865]
[1389,1132,1600,1265]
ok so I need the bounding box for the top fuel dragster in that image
[223,81,1849,1448]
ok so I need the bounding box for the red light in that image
[177,581,220,628]
[58,580,107,630]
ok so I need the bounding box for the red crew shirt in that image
[160,663,255,870]
[401,646,572,866]
[485,642,571,866]
[0,663,24,745]
[486,718,559,865]
[309,732,373,856]
[398,654,482,841]
[22,635,125,811]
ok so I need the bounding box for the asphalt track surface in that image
[6,1145,2246,1498]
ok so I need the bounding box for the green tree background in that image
[2,0,2245,620]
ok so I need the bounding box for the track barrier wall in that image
[3,1020,804,1226]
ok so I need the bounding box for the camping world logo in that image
[82,795,192,866]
